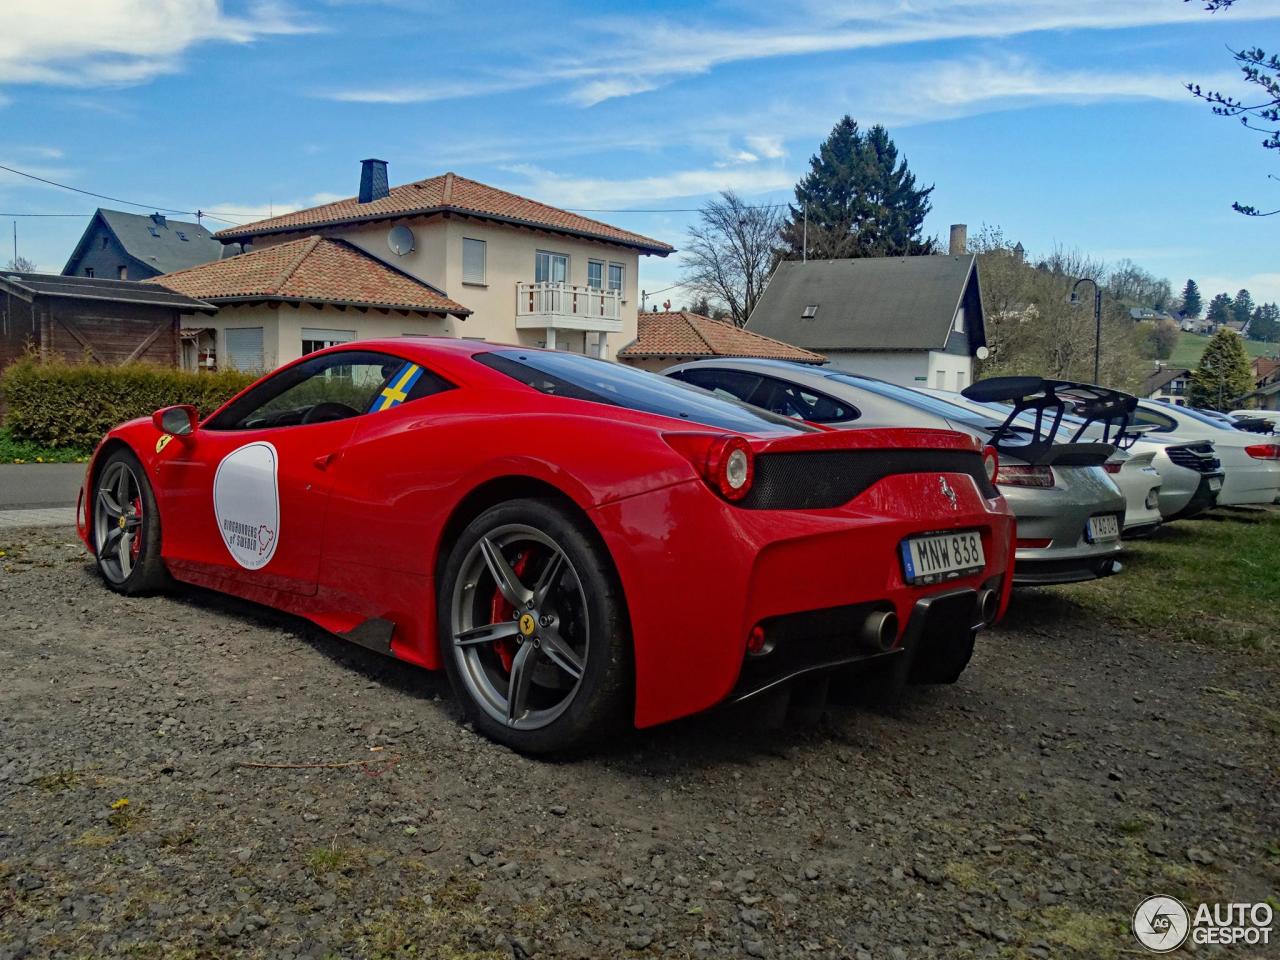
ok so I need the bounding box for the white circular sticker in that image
[1132,895,1191,953]
[213,441,280,570]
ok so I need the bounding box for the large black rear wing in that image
[961,376,1139,465]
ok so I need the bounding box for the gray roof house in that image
[745,255,987,391]
[62,209,223,281]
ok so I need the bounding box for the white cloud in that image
[744,135,786,159]
[0,0,311,90]
[324,75,539,104]
[499,163,793,208]
[200,191,347,226]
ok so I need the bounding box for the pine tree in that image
[1189,328,1255,410]
[780,116,934,260]
[1206,292,1234,324]
[1232,288,1255,326]
[1249,303,1280,343]
[1180,279,1203,318]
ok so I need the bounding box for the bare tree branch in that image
[680,191,783,327]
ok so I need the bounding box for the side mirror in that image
[152,404,198,437]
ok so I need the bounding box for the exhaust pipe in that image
[859,610,899,652]
[975,588,999,627]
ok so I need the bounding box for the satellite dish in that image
[976,346,990,360]
[387,225,415,256]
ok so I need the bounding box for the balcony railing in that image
[516,282,622,332]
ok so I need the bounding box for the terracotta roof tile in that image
[619,311,826,363]
[144,236,470,316]
[213,172,674,254]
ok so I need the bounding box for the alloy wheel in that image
[449,524,589,730]
[94,460,144,584]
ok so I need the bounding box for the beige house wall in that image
[197,302,453,372]
[244,213,643,360]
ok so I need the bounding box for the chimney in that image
[358,159,389,204]
[948,224,967,256]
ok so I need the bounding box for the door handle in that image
[313,452,339,471]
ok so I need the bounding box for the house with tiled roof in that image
[146,236,469,371]
[1140,364,1191,405]
[63,209,223,281]
[191,160,673,370]
[618,310,826,372]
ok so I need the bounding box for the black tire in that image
[437,498,631,754]
[91,447,169,595]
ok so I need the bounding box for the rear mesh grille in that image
[739,449,997,510]
[1166,443,1221,473]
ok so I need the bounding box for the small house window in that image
[100,236,108,249]
[801,304,818,319]
[607,262,624,295]
[84,267,94,278]
[118,266,127,280]
[462,238,486,285]
[587,260,604,289]
[176,231,188,241]
[148,227,160,238]
[953,307,966,333]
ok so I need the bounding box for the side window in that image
[671,368,764,405]
[1132,408,1177,433]
[753,376,859,423]
[205,351,452,430]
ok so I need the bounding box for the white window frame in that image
[535,250,569,285]
[587,259,604,290]
[607,262,624,298]
[462,237,487,286]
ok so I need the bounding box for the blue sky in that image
[3,0,1279,304]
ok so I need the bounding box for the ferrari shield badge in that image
[155,434,173,454]
[213,442,280,570]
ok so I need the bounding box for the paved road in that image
[0,463,85,510]
[0,463,85,528]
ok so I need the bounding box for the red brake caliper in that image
[488,549,529,672]
[130,496,143,559]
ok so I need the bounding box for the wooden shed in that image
[0,272,216,369]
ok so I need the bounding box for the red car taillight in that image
[995,464,1055,488]
[1104,461,1123,474]
[1245,443,1280,460]
[664,433,755,501]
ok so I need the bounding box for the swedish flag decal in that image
[372,362,424,412]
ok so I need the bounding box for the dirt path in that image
[1,527,1276,959]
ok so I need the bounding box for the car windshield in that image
[824,373,1006,432]
[476,350,815,434]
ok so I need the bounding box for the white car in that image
[1103,448,1162,536]
[1128,436,1224,520]
[1134,401,1280,506]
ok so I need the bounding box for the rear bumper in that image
[725,578,1003,703]
[1166,473,1223,521]
[593,472,1016,728]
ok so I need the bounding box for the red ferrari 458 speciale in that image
[78,338,1015,752]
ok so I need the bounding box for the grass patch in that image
[0,426,91,464]
[1037,905,1127,957]
[943,860,987,892]
[1171,331,1276,368]
[34,770,80,793]
[1025,507,1280,652]
[305,845,365,878]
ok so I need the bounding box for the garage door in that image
[225,327,265,372]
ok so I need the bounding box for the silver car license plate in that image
[901,531,985,585]
[1208,476,1223,491]
[1086,514,1120,542]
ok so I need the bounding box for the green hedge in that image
[0,358,256,450]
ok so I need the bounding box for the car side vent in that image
[738,449,997,510]
[1166,444,1221,474]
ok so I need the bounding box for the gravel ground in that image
[1,527,1276,960]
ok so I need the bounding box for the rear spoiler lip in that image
[1018,442,1116,468]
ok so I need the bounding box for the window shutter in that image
[225,327,265,372]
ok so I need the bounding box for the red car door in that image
[156,349,415,596]
[158,418,357,596]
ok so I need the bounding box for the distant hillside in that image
[1170,332,1276,369]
